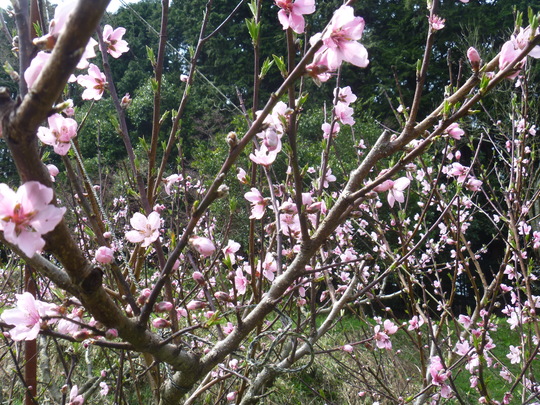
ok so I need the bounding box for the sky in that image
[0,0,140,13]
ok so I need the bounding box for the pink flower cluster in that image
[275,0,315,34]
[0,292,57,341]
[307,6,369,83]
[0,181,66,257]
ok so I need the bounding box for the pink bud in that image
[186,300,207,310]
[137,288,152,306]
[467,47,481,71]
[341,344,354,353]
[152,318,171,328]
[226,392,237,401]
[73,330,92,341]
[214,291,233,302]
[192,271,206,285]
[46,164,59,181]
[189,236,216,257]
[180,74,188,82]
[154,301,174,312]
[95,246,114,264]
[103,231,111,239]
[105,328,118,339]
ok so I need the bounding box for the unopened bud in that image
[73,330,92,341]
[217,184,229,198]
[154,301,174,312]
[226,131,238,148]
[214,291,233,302]
[192,271,206,285]
[105,328,118,340]
[467,47,481,72]
[186,300,207,310]
[152,318,171,329]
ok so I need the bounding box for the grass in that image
[257,315,528,405]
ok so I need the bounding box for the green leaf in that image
[245,18,260,44]
[260,57,274,80]
[248,0,257,18]
[272,54,287,77]
[33,22,43,37]
[146,46,156,66]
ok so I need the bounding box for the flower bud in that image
[154,301,174,312]
[95,246,114,264]
[152,318,171,329]
[105,328,118,340]
[186,300,207,310]
[467,47,481,71]
[192,271,206,285]
[214,291,233,302]
[226,131,238,148]
[73,330,92,341]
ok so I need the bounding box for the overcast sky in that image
[0,0,139,13]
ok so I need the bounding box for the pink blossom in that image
[57,309,82,335]
[235,268,248,295]
[512,27,540,59]
[99,382,109,396]
[37,113,78,155]
[334,86,357,105]
[1,292,57,341]
[95,246,114,264]
[76,38,98,70]
[0,181,66,257]
[407,315,424,330]
[387,177,410,207]
[373,325,391,349]
[24,52,52,89]
[125,211,161,247]
[465,177,482,192]
[226,391,237,402]
[499,41,525,79]
[68,385,84,405]
[237,167,248,184]
[244,188,267,219]
[249,143,279,166]
[261,252,277,281]
[103,25,129,58]
[275,0,315,34]
[322,168,337,188]
[454,340,471,356]
[448,162,469,183]
[77,64,107,100]
[222,239,241,264]
[163,173,183,195]
[507,345,521,364]
[334,102,355,126]
[429,15,445,31]
[445,122,465,140]
[383,319,398,335]
[311,5,369,71]
[322,122,340,139]
[189,235,216,257]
